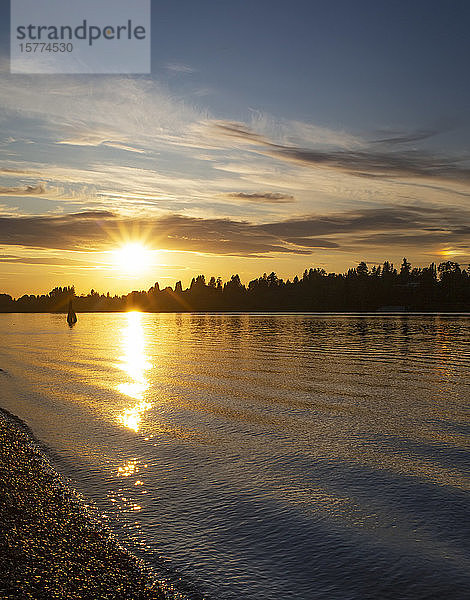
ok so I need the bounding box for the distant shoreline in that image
[0,310,469,315]
[2,259,469,314]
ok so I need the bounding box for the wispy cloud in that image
[210,121,470,184]
[2,73,470,239]
[0,253,92,267]
[369,129,440,145]
[0,75,202,153]
[0,183,46,196]
[165,62,196,74]
[226,192,295,203]
[0,204,468,258]
[0,210,307,256]
[284,238,340,248]
[57,130,146,154]
[0,168,40,175]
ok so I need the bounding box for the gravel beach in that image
[0,409,177,600]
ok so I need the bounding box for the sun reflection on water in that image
[117,311,152,431]
[117,458,139,477]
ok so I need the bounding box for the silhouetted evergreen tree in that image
[1,259,469,313]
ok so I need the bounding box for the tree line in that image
[1,259,469,313]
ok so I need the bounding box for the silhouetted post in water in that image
[67,300,77,327]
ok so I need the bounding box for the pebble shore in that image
[0,409,176,600]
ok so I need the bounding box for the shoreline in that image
[0,310,469,316]
[0,407,180,600]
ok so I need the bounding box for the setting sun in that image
[113,243,152,275]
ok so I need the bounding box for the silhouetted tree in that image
[2,259,469,313]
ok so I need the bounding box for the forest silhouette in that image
[1,258,469,313]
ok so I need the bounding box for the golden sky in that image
[1,3,470,296]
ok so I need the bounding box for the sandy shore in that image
[0,409,178,600]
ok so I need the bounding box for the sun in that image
[113,243,152,275]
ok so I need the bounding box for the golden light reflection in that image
[117,311,152,432]
[117,459,138,477]
[119,400,152,432]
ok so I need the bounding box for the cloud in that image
[165,62,196,74]
[0,253,92,266]
[0,204,468,258]
[0,210,308,256]
[210,121,269,146]
[261,205,469,237]
[0,168,39,175]
[0,183,47,196]
[247,112,364,150]
[1,69,470,237]
[284,238,340,248]
[369,119,457,146]
[353,231,470,248]
[57,131,146,154]
[210,121,470,184]
[0,75,202,155]
[370,129,439,145]
[226,192,295,203]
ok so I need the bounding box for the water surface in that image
[0,313,469,599]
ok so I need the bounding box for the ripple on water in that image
[0,313,469,600]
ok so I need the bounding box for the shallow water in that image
[0,312,469,599]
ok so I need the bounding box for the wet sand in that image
[0,409,176,600]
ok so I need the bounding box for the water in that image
[0,312,469,600]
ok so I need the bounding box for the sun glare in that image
[114,243,152,275]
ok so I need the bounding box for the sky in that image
[1,0,470,296]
